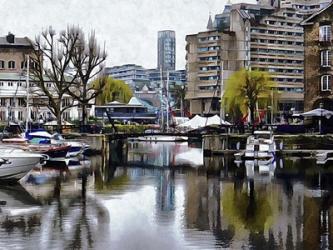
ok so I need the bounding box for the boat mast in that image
[160,67,164,131]
[25,55,30,133]
[166,70,169,131]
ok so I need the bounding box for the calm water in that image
[0,141,333,249]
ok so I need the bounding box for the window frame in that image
[319,25,332,42]
[321,50,331,67]
[8,60,15,69]
[321,74,331,91]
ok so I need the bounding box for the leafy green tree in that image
[172,85,188,114]
[94,77,132,105]
[223,68,276,126]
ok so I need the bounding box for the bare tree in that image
[30,26,80,132]
[68,30,107,128]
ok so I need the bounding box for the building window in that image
[9,98,14,106]
[321,75,331,91]
[0,60,4,69]
[0,111,5,121]
[18,111,23,121]
[0,98,5,106]
[319,25,332,42]
[321,50,331,67]
[18,98,25,107]
[21,61,27,69]
[8,61,15,69]
[8,82,13,87]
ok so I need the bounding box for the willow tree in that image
[223,69,276,126]
[94,77,132,105]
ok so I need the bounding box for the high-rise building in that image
[157,30,176,71]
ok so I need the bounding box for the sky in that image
[0,0,255,69]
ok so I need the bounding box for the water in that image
[0,141,332,249]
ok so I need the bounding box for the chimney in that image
[6,33,14,43]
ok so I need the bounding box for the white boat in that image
[244,131,276,159]
[0,145,47,180]
[25,130,89,157]
[51,133,89,157]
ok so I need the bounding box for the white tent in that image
[44,120,74,126]
[301,108,333,119]
[178,115,231,130]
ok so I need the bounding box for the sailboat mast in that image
[160,67,164,131]
[166,70,169,131]
[25,55,29,133]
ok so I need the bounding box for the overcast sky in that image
[0,0,255,69]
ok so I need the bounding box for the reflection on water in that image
[127,141,203,167]
[0,143,333,249]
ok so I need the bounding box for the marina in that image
[0,140,331,249]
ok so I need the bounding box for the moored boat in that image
[28,144,71,161]
[244,131,276,159]
[0,145,47,181]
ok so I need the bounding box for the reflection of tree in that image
[66,197,94,249]
[222,181,278,234]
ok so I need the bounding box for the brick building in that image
[301,2,333,111]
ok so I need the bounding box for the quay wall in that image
[203,133,333,156]
[69,134,109,155]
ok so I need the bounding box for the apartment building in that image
[301,2,333,111]
[185,32,248,115]
[104,64,150,90]
[0,33,79,123]
[250,7,305,113]
[186,1,329,116]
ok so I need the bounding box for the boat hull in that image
[0,154,44,180]
[29,145,70,161]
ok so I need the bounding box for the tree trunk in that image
[250,105,255,134]
[82,103,87,133]
[56,108,62,134]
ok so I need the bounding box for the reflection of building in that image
[156,170,175,212]
[301,2,333,111]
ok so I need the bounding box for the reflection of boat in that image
[244,131,276,159]
[134,135,188,142]
[175,148,203,167]
[0,184,41,218]
[0,145,47,180]
[22,157,91,185]
[245,158,276,179]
